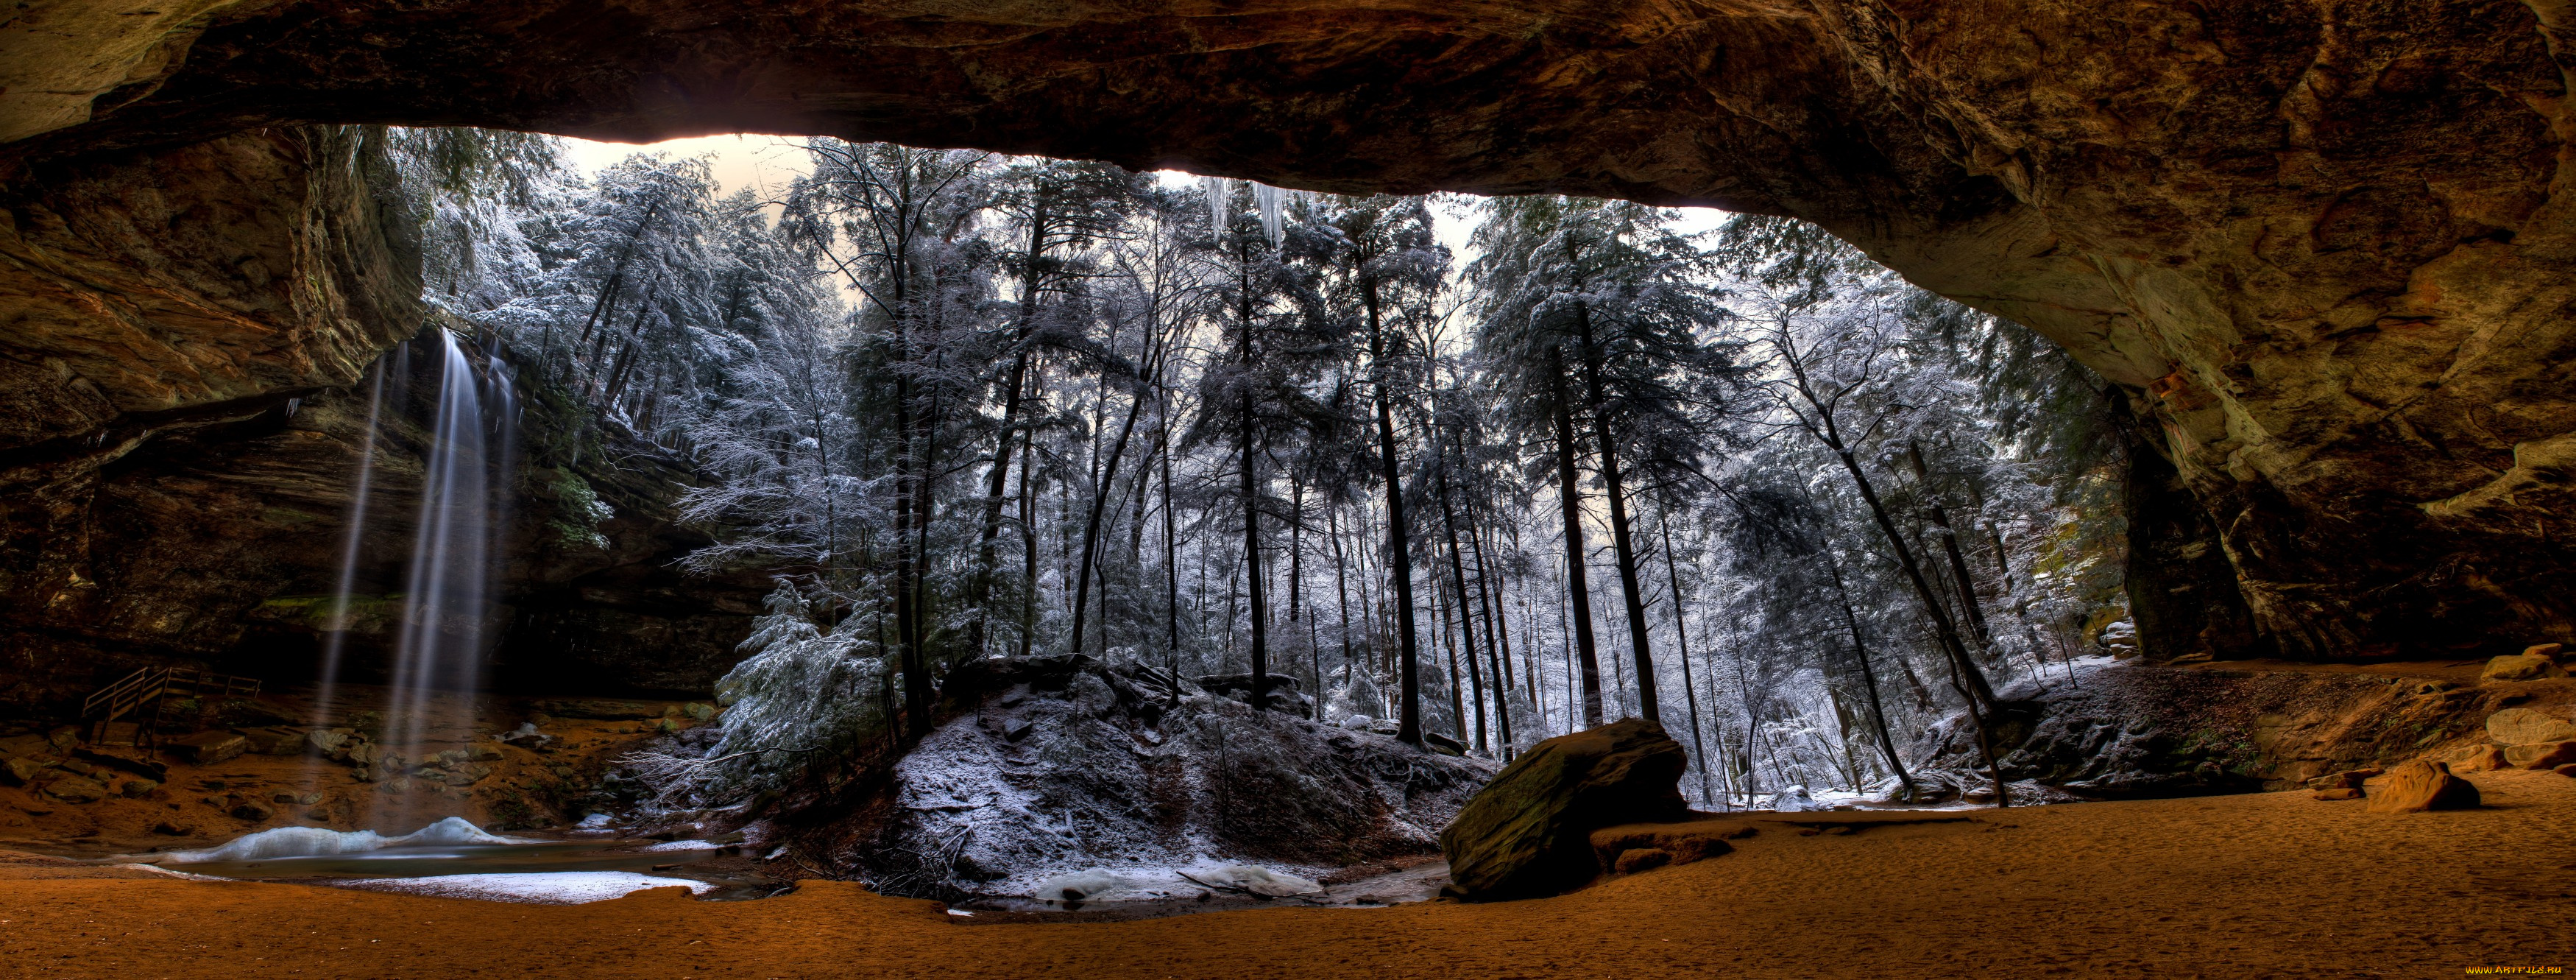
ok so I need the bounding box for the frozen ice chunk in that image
[1190,864,1322,897]
[1032,868,1136,901]
[1769,786,1819,812]
[335,872,712,904]
[163,817,527,863]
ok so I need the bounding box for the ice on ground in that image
[1032,868,1139,901]
[1183,864,1322,897]
[1029,861,1325,902]
[1769,786,1821,812]
[161,817,529,863]
[639,839,723,852]
[333,872,715,904]
[112,864,227,881]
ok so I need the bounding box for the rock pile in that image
[0,730,168,804]
[2448,706,2576,778]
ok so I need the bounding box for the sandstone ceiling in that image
[1,0,2570,658]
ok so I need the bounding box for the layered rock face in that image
[3,0,2571,659]
[0,314,771,708]
[0,128,768,707]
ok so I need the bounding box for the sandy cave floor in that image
[5,770,2572,979]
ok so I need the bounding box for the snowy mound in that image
[163,817,530,863]
[333,872,713,904]
[838,654,1496,901]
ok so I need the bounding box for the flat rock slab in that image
[2486,707,2576,745]
[161,731,247,765]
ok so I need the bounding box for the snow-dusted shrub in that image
[625,584,890,807]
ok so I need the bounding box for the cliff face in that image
[0,320,771,711]
[0,129,764,708]
[2,0,2571,659]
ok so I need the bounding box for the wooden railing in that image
[82,667,262,747]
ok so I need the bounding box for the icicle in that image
[1254,183,1287,247]
[1202,176,1231,231]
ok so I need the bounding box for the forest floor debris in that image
[5,769,2571,977]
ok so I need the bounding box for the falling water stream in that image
[377,326,514,827]
[310,357,386,723]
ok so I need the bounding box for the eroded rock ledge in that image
[1,0,2571,658]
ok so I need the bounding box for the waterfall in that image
[305,356,388,753]
[375,326,514,820]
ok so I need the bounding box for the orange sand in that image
[7,770,2573,979]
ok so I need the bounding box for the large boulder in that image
[2480,655,2568,684]
[1438,719,1688,902]
[2449,746,2511,774]
[2364,761,2482,814]
[2505,741,2576,771]
[2485,708,2576,745]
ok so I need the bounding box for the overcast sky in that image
[556,135,1729,272]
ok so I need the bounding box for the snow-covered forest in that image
[390,127,2132,810]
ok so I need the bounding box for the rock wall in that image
[0,325,767,714]
[1,0,2571,658]
[0,129,768,708]
[1911,659,2516,797]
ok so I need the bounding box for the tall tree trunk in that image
[1438,588,1469,744]
[1242,388,1270,713]
[1469,512,1515,755]
[1836,448,2006,805]
[1908,441,1998,658]
[963,352,1032,658]
[1435,462,1489,754]
[1572,307,1659,722]
[1161,395,1181,671]
[1070,353,1156,654]
[1017,410,1038,659]
[1656,512,1718,805]
[1546,347,1606,728]
[1364,286,1425,746]
[1330,504,1356,692]
[1820,546,1917,801]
